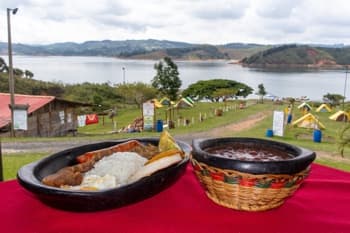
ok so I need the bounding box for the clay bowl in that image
[191,137,316,211]
[17,138,191,212]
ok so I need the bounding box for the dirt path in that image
[175,111,270,142]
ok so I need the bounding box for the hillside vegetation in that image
[124,45,229,60]
[0,72,122,112]
[4,39,350,64]
[240,44,350,68]
[320,47,350,65]
[2,39,350,63]
[0,39,266,61]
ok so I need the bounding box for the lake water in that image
[8,55,349,101]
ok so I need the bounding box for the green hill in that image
[240,44,350,68]
[318,47,350,65]
[122,45,229,60]
[118,43,268,60]
[0,39,194,57]
[0,40,265,61]
[2,39,350,64]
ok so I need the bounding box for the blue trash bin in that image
[156,120,163,132]
[313,129,322,143]
[287,114,292,124]
[266,129,273,137]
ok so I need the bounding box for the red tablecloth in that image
[1,163,350,233]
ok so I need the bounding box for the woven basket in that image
[191,158,310,211]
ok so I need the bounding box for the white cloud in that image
[0,0,350,45]
[254,0,303,19]
[192,0,249,20]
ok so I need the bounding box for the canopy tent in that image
[291,113,325,129]
[297,102,312,112]
[175,97,194,108]
[184,96,194,105]
[329,111,349,122]
[159,97,172,106]
[316,104,332,112]
[149,99,163,108]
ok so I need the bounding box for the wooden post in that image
[7,8,17,137]
[36,112,40,136]
[48,103,52,137]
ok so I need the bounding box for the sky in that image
[0,0,350,45]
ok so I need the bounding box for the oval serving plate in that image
[17,138,191,211]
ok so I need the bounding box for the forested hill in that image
[0,39,193,57]
[1,39,349,63]
[0,39,266,60]
[240,44,350,68]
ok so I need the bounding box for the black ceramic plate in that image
[17,138,191,211]
[192,137,316,174]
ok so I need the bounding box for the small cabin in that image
[0,93,89,137]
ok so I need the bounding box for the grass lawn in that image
[77,100,271,136]
[2,152,48,180]
[2,100,350,181]
[315,157,350,171]
[233,103,349,155]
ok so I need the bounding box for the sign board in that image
[13,109,28,130]
[143,102,155,131]
[59,111,65,124]
[77,115,86,127]
[273,110,284,136]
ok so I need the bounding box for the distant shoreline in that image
[4,54,349,71]
[240,63,349,70]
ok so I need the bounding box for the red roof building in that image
[0,93,88,137]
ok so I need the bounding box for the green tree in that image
[256,83,267,103]
[212,88,238,102]
[64,82,122,110]
[323,93,345,107]
[24,70,34,79]
[47,85,65,97]
[182,79,253,102]
[152,57,182,101]
[93,95,103,107]
[13,68,24,77]
[0,57,8,72]
[115,82,157,108]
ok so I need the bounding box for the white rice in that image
[83,152,148,188]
